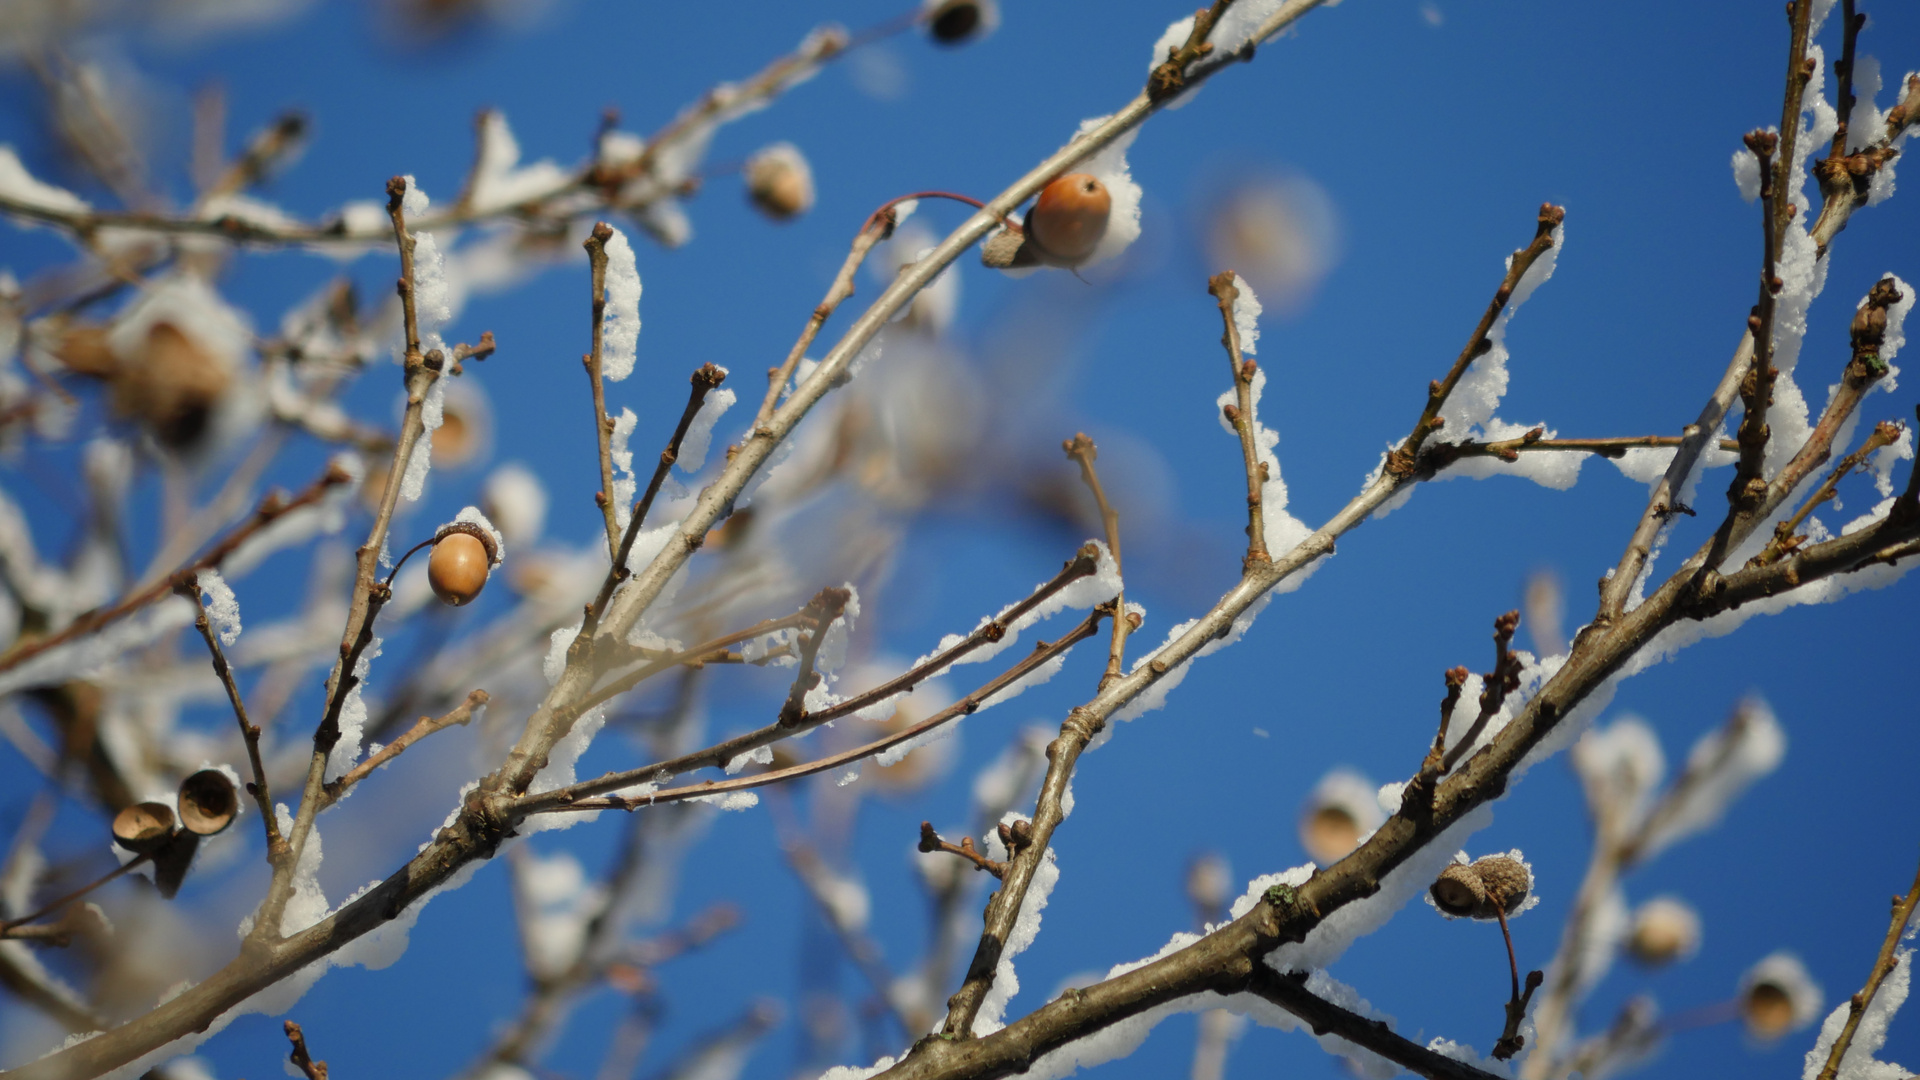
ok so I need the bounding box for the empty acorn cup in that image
[177,769,239,836]
[112,802,178,855]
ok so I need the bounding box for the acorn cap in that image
[980,225,1037,270]
[112,802,177,854]
[1430,862,1487,918]
[433,519,501,565]
[177,769,239,836]
[1474,854,1532,916]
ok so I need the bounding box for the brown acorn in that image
[1025,173,1111,266]
[177,769,239,836]
[1625,897,1700,967]
[112,802,178,855]
[112,323,232,450]
[427,521,501,606]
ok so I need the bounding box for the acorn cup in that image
[111,803,178,855]
[427,521,502,606]
[177,769,239,837]
[744,143,815,221]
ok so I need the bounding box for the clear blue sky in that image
[2,1,1918,1078]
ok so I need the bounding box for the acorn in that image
[1430,853,1534,920]
[744,143,815,221]
[112,323,232,450]
[112,802,178,855]
[925,0,999,45]
[1297,768,1382,865]
[1625,896,1701,967]
[177,769,239,837]
[1185,852,1233,922]
[1025,173,1111,266]
[427,520,501,606]
[1739,952,1822,1040]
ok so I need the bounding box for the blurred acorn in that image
[1739,952,1822,1040]
[1298,768,1383,864]
[1203,176,1340,317]
[430,379,493,469]
[1186,852,1233,923]
[744,143,815,221]
[1524,568,1567,658]
[1429,852,1535,920]
[1625,896,1701,967]
[924,0,999,44]
[1026,173,1110,266]
[112,802,177,855]
[427,518,502,606]
[177,769,239,837]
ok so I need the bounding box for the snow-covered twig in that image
[1061,434,1135,685]
[1207,271,1270,565]
[1807,852,1920,1080]
[178,577,285,859]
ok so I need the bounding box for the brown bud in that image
[177,769,239,836]
[112,802,178,855]
[1026,173,1111,266]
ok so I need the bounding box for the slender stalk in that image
[1813,853,1920,1080]
[1207,271,1269,565]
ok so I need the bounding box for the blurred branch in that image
[0,462,353,677]
[320,690,489,808]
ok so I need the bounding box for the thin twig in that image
[1207,271,1269,565]
[1490,906,1543,1061]
[1387,205,1565,477]
[1063,435,1134,685]
[778,587,853,728]
[0,853,150,933]
[540,611,1106,814]
[529,545,1103,810]
[1812,851,1920,1080]
[178,579,285,861]
[258,177,450,941]
[1753,420,1902,566]
[754,213,895,429]
[587,363,730,635]
[583,222,623,557]
[285,1020,327,1080]
[919,822,1007,879]
[322,690,490,807]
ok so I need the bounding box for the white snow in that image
[0,146,89,215]
[483,463,548,546]
[680,379,735,473]
[1803,926,1913,1080]
[467,111,571,215]
[601,228,641,382]
[974,816,1061,1035]
[195,569,242,647]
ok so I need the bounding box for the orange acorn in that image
[427,523,500,606]
[1025,173,1111,265]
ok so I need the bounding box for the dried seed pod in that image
[925,0,999,44]
[427,519,502,607]
[430,380,492,468]
[111,323,233,450]
[1430,861,1488,918]
[744,143,815,221]
[112,802,177,854]
[1626,896,1701,967]
[1025,173,1111,266]
[177,769,239,836]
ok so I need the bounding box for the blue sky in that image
[3,1,1919,1078]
